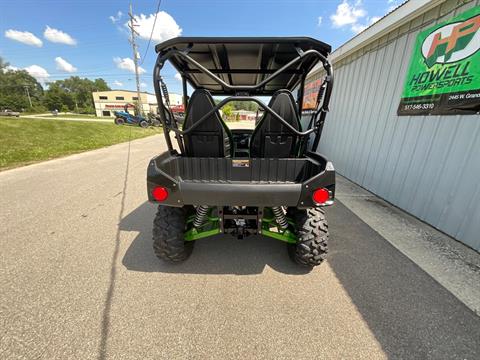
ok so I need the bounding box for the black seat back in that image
[183,89,232,157]
[250,90,301,158]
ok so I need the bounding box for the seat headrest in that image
[183,89,223,131]
[249,89,301,158]
[182,89,233,158]
[263,89,300,132]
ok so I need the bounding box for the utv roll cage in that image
[153,37,333,153]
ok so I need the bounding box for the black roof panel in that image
[155,37,331,95]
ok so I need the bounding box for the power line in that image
[139,0,162,66]
[24,85,32,107]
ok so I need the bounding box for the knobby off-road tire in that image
[139,120,149,128]
[114,117,124,125]
[288,208,329,268]
[153,206,193,262]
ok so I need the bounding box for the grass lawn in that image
[0,117,161,170]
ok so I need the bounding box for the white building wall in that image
[93,90,182,117]
[310,0,480,250]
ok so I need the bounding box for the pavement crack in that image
[98,128,131,360]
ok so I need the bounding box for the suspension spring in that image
[193,205,209,228]
[271,206,288,230]
[160,77,171,107]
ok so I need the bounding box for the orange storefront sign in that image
[105,104,135,109]
[302,78,323,110]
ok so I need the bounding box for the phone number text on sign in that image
[402,103,435,111]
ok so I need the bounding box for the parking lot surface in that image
[1,134,479,359]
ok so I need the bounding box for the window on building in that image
[99,96,108,100]
[116,96,125,100]
[132,96,138,100]
[102,110,111,117]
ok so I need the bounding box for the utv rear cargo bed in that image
[147,151,335,208]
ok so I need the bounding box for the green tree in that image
[214,98,259,113]
[222,103,234,118]
[0,57,9,71]
[232,101,259,112]
[43,82,75,111]
[44,76,110,113]
[0,58,44,111]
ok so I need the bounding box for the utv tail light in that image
[312,188,331,205]
[152,186,169,202]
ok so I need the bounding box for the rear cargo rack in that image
[147,151,335,208]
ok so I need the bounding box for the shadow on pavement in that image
[121,202,310,275]
[122,200,480,358]
[327,202,480,359]
[98,131,132,360]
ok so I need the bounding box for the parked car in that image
[1,109,20,117]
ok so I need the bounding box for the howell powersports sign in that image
[398,6,480,116]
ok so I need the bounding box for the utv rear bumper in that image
[147,151,335,209]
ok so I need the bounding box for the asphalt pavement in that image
[1,133,479,360]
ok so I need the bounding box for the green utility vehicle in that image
[147,37,335,268]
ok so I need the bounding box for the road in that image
[22,113,112,123]
[1,134,479,360]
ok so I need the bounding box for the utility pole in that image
[24,85,33,108]
[128,4,143,116]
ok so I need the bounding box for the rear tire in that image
[287,208,329,268]
[153,206,193,262]
[114,117,124,125]
[139,120,148,128]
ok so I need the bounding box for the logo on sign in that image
[421,14,480,67]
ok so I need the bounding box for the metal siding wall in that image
[317,0,480,250]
